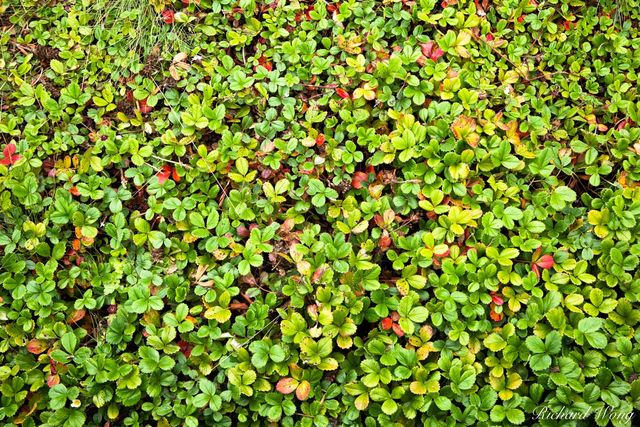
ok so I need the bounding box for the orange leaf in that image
[68,309,86,324]
[296,380,311,400]
[351,172,368,189]
[381,317,393,330]
[490,308,504,322]
[378,231,391,251]
[276,378,299,394]
[47,374,60,387]
[27,339,48,354]
[171,167,181,182]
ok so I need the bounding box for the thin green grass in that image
[87,0,192,80]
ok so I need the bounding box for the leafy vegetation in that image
[1,0,640,426]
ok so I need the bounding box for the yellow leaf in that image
[456,30,472,46]
[410,381,427,395]
[355,394,369,411]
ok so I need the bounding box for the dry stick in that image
[151,155,193,168]
[303,83,338,89]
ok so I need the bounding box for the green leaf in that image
[484,333,507,352]
[545,331,562,354]
[578,317,603,334]
[549,186,576,210]
[530,354,552,371]
[61,332,77,354]
[409,307,429,323]
[506,408,525,425]
[48,384,68,410]
[269,344,286,363]
[50,59,64,74]
[381,399,398,415]
[458,368,476,390]
[525,336,545,353]
[586,332,608,349]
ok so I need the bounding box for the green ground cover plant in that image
[1,0,640,425]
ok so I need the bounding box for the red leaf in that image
[366,165,375,175]
[617,119,634,130]
[69,186,80,196]
[535,254,554,269]
[420,41,435,58]
[276,378,299,394]
[491,294,504,306]
[434,247,450,258]
[138,99,153,114]
[296,380,311,400]
[420,42,444,62]
[381,317,393,330]
[236,225,250,238]
[430,47,444,61]
[27,339,48,354]
[315,134,325,147]
[392,323,405,337]
[335,88,350,99]
[157,165,172,184]
[257,55,273,72]
[351,171,368,189]
[0,143,21,166]
[177,340,192,358]
[162,9,175,24]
